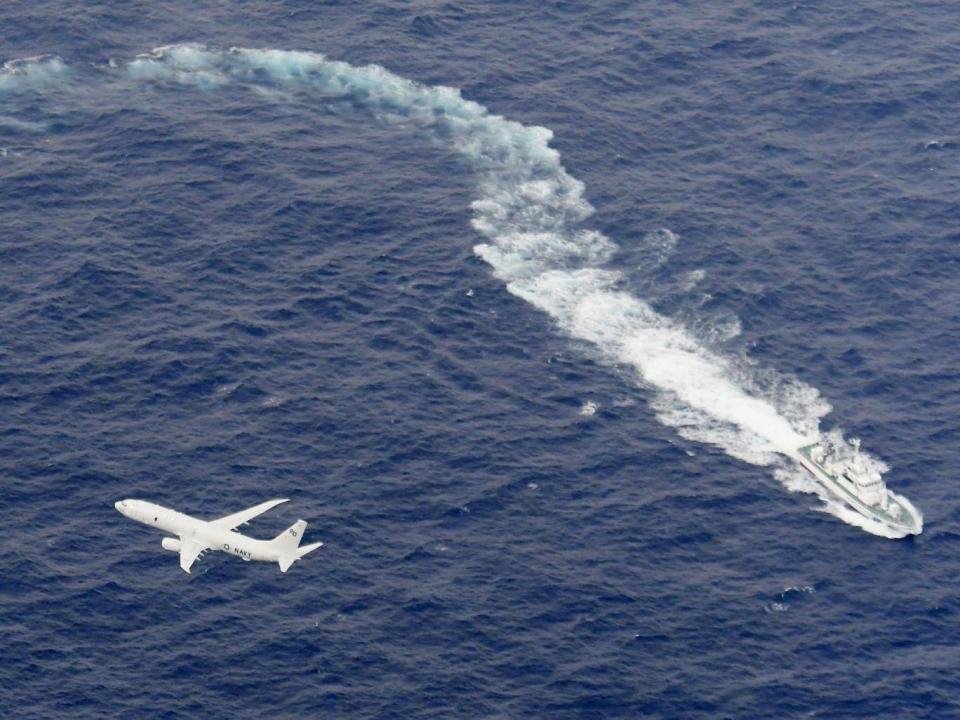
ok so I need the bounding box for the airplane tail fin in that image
[272,519,307,552]
[273,519,323,573]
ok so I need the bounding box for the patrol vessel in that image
[793,438,922,537]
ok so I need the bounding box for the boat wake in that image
[0,44,920,536]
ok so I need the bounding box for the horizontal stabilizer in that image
[277,538,322,573]
[298,541,324,558]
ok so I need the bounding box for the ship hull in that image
[791,445,922,537]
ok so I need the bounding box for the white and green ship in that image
[793,438,922,537]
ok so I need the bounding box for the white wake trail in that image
[8,44,904,532]
[0,54,68,93]
[123,45,839,495]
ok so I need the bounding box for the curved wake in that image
[1,44,916,535]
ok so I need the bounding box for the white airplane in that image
[114,498,322,574]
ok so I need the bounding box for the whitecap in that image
[0,54,68,93]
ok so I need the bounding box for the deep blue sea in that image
[2,2,959,718]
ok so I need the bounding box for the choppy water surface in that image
[2,3,958,718]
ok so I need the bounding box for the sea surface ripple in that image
[1,2,959,718]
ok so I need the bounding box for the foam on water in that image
[638,227,679,269]
[0,54,68,93]
[680,268,706,290]
[4,44,916,535]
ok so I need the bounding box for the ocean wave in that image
[4,43,909,535]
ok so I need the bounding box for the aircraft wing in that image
[210,498,290,531]
[179,538,208,574]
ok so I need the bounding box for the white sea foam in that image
[0,55,68,93]
[640,228,679,268]
[128,46,228,89]
[11,44,908,535]
[680,268,706,290]
[706,314,742,343]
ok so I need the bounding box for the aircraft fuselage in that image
[114,498,321,573]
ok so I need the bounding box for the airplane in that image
[114,497,322,574]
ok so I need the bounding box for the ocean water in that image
[2,2,959,718]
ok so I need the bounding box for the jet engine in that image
[161,537,181,552]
